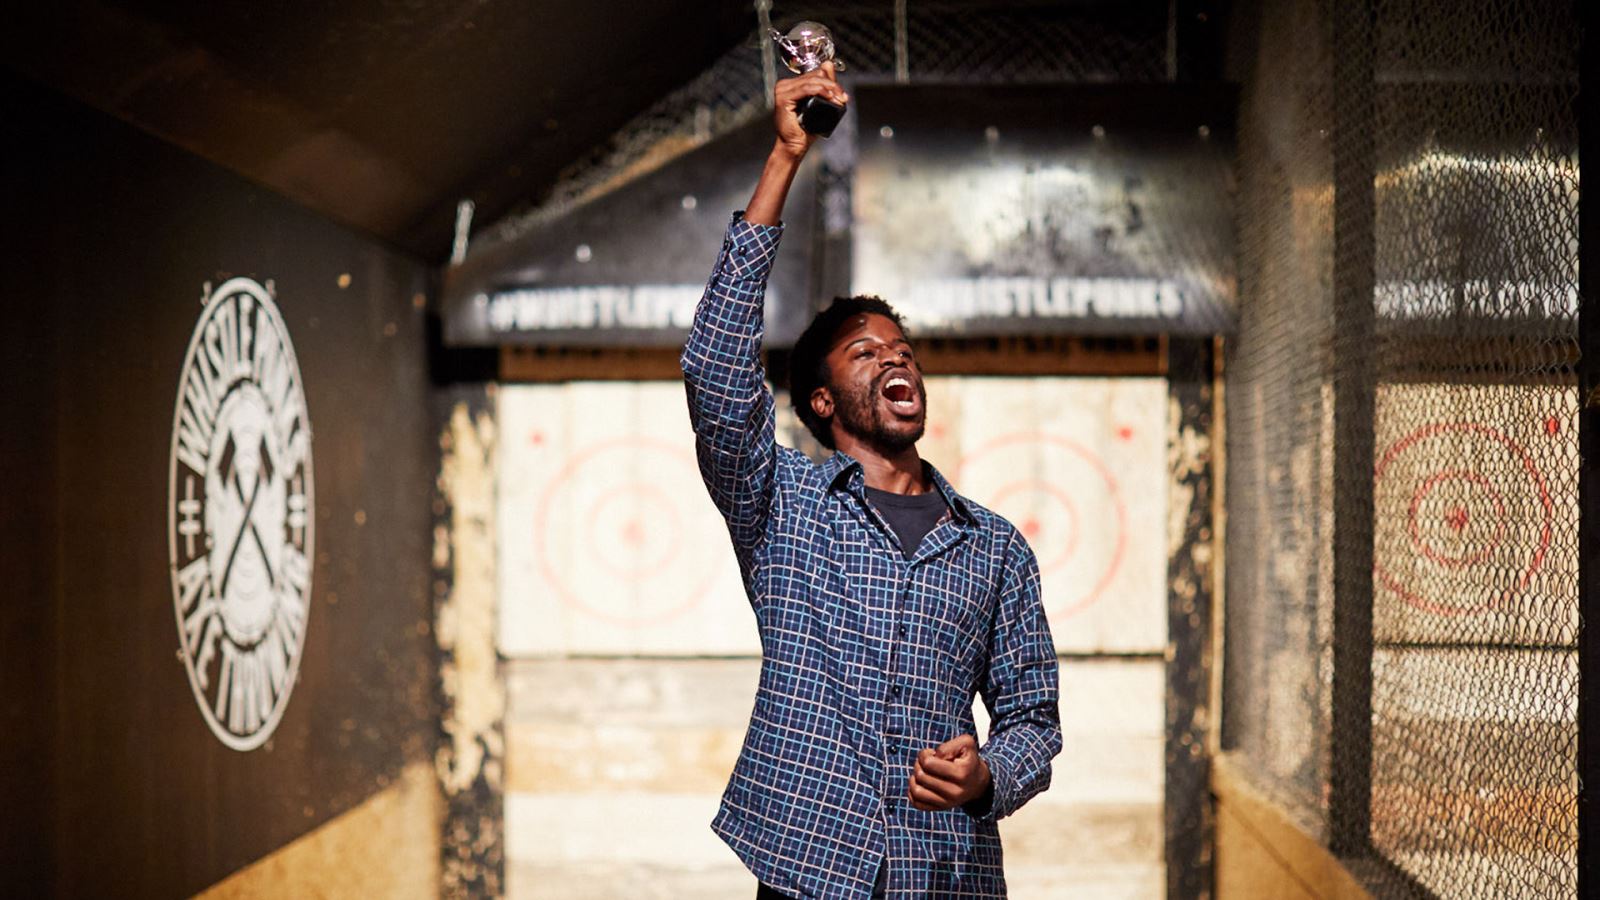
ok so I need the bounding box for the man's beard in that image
[833,375,925,453]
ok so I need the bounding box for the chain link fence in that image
[481,1,1171,250]
[1224,0,1580,896]
[1222,0,1338,835]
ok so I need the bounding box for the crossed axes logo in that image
[169,277,313,751]
[214,425,280,609]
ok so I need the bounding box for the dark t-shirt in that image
[864,485,950,559]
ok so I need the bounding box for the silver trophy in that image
[771,21,848,137]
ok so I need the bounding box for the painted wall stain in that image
[435,399,505,897]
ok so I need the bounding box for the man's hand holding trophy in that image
[748,21,848,225]
[771,21,849,145]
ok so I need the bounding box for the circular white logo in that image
[168,277,313,750]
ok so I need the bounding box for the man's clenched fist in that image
[908,734,992,812]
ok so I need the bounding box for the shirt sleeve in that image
[972,532,1063,822]
[680,212,786,561]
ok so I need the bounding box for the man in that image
[680,61,1061,899]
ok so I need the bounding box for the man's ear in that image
[809,385,834,421]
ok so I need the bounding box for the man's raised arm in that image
[679,65,847,554]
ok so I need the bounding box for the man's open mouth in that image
[880,373,921,415]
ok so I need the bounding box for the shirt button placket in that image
[886,578,909,763]
[884,574,911,812]
[898,577,911,640]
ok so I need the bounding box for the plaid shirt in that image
[680,214,1062,899]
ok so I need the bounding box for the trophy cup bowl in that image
[771,21,847,137]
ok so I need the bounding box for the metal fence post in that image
[1328,0,1376,859]
[1577,16,1598,897]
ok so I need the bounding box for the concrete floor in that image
[504,658,1164,898]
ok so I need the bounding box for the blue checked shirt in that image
[680,214,1062,899]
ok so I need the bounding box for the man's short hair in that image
[788,295,907,450]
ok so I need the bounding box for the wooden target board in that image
[499,377,1167,657]
[497,383,759,656]
[1373,383,1577,646]
[920,376,1169,655]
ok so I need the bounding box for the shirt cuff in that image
[967,748,1011,822]
[718,211,785,280]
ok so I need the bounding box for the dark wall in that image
[0,73,436,897]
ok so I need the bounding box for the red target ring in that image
[585,482,684,581]
[989,479,1082,574]
[1375,421,1553,616]
[534,436,720,627]
[957,432,1127,619]
[1406,469,1508,569]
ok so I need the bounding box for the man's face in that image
[815,313,927,453]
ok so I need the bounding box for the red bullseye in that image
[1406,469,1507,569]
[956,432,1127,619]
[1375,421,1553,616]
[585,483,683,580]
[534,437,720,627]
[989,480,1081,574]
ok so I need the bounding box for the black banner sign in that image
[851,84,1237,336]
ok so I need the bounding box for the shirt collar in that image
[822,450,976,526]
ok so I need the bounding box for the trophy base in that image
[797,96,846,138]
